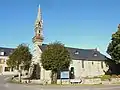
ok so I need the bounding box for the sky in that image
[0,0,120,56]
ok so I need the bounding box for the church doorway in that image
[30,63,41,79]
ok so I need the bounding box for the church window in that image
[75,51,79,55]
[5,67,10,72]
[101,62,103,68]
[82,60,84,68]
[94,53,97,56]
[39,30,40,33]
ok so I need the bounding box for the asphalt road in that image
[1,75,120,90]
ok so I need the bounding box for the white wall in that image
[70,60,109,78]
[32,44,109,80]
[0,56,17,75]
[39,59,109,81]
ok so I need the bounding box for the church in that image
[0,5,109,83]
[30,5,109,82]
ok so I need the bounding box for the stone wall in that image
[70,60,108,78]
[20,78,120,85]
[82,78,120,84]
[82,78,101,84]
[110,78,120,84]
[57,78,120,85]
[39,60,109,81]
[57,79,70,84]
[22,79,51,85]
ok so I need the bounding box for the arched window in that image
[82,60,84,68]
[39,30,40,34]
[101,62,103,68]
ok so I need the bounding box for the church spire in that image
[32,5,44,45]
[36,4,42,22]
[35,4,43,27]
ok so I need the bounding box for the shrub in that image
[93,76,100,78]
[100,75,111,81]
[84,76,100,79]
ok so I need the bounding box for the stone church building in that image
[0,5,109,82]
[30,5,109,82]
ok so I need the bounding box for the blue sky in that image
[0,0,120,56]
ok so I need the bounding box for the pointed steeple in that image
[35,4,43,28]
[32,5,44,45]
[36,4,42,21]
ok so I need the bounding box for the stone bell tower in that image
[32,5,44,45]
[32,5,44,64]
[29,5,43,79]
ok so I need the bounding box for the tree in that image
[107,24,120,64]
[7,44,32,81]
[41,42,71,84]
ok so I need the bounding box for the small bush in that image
[100,75,111,81]
[84,76,100,79]
[93,76,100,78]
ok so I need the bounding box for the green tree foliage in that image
[41,42,71,84]
[7,44,32,71]
[107,25,120,63]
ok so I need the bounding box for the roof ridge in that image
[41,43,96,51]
[0,47,15,49]
[39,44,108,60]
[66,46,95,50]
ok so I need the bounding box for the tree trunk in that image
[18,65,21,82]
[51,71,57,84]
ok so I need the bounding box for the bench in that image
[70,79,82,84]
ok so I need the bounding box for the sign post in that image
[60,71,69,84]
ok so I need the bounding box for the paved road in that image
[1,75,120,90]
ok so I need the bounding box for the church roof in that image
[39,44,107,61]
[0,47,14,56]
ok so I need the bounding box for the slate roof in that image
[39,44,107,61]
[0,47,15,56]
